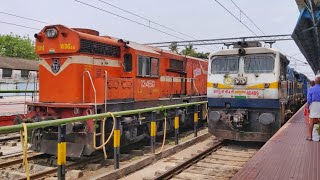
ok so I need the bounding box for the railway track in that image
[152,141,260,180]
[121,138,261,180]
[0,127,209,180]
[0,133,20,143]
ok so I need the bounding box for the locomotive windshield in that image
[211,56,239,74]
[244,55,274,73]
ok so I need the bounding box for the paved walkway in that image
[233,106,320,180]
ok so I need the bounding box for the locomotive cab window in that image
[244,55,274,73]
[124,54,132,72]
[138,55,159,77]
[211,56,239,74]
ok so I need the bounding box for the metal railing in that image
[0,101,207,134]
[0,101,207,179]
[0,90,37,93]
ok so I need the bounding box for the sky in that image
[0,0,315,79]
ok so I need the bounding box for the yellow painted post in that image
[57,125,66,180]
[174,109,179,145]
[114,116,121,169]
[194,105,199,137]
[150,111,156,153]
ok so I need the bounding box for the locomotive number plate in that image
[213,89,263,98]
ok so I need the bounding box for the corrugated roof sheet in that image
[0,56,39,71]
[292,6,320,73]
[296,0,320,11]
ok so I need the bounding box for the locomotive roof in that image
[126,41,161,55]
[209,47,280,57]
[0,56,39,71]
[113,37,208,62]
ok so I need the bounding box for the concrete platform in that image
[233,106,320,180]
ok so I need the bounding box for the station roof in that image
[296,0,320,11]
[0,56,39,71]
[292,0,320,73]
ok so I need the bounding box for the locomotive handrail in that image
[33,72,38,102]
[104,70,108,113]
[82,71,97,114]
[0,101,207,134]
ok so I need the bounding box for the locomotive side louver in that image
[79,39,121,58]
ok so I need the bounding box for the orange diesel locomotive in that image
[21,25,207,157]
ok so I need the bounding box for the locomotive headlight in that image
[240,78,247,85]
[45,28,58,38]
[234,78,240,85]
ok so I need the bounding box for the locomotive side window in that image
[151,58,159,76]
[244,55,274,73]
[138,55,159,77]
[124,54,132,72]
[169,59,184,72]
[211,56,239,74]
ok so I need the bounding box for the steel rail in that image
[152,140,224,180]
[0,101,207,134]
[18,155,102,180]
[0,153,44,168]
[0,133,20,143]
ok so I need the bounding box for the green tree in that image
[180,44,209,59]
[169,42,179,53]
[0,33,38,60]
[195,52,210,59]
[181,44,197,57]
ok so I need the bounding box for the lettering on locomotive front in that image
[60,43,75,50]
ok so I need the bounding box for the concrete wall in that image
[0,68,38,97]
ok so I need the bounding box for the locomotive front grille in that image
[79,39,121,58]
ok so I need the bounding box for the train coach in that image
[207,41,309,142]
[16,25,208,157]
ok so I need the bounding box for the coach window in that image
[138,55,159,77]
[124,54,132,72]
[2,68,12,78]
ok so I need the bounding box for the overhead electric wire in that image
[0,20,40,30]
[229,0,265,35]
[213,0,258,36]
[74,0,185,40]
[78,0,217,51]
[0,11,48,24]
[215,0,309,66]
[95,0,197,40]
